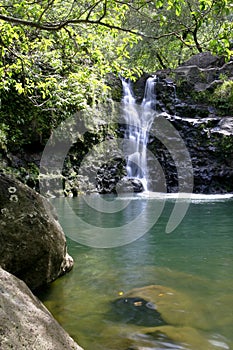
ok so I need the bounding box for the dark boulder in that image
[0,173,73,291]
[116,177,144,193]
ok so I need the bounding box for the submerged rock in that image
[111,296,167,327]
[0,267,83,350]
[112,285,208,329]
[107,285,219,350]
[0,173,73,291]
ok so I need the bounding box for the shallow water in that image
[39,194,233,350]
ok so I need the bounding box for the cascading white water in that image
[122,76,157,191]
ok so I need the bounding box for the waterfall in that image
[121,76,157,191]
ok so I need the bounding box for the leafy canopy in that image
[0,0,232,148]
[0,0,140,146]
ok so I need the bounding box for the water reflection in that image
[52,194,165,247]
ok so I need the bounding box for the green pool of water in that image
[39,195,233,350]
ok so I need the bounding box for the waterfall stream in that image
[122,76,157,191]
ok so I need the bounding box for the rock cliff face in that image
[129,52,233,193]
[0,173,73,291]
[0,267,83,350]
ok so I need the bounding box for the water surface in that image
[39,195,233,350]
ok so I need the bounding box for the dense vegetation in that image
[0,0,232,151]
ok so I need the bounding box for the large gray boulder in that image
[0,173,73,290]
[0,267,83,350]
[181,51,225,68]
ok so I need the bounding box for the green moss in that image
[190,90,212,104]
[188,79,233,115]
[215,135,233,156]
[212,80,233,112]
[0,123,9,150]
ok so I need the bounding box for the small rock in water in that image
[116,178,144,193]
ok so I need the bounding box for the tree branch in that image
[36,0,55,25]
[98,0,107,22]
[85,0,102,21]
[0,14,60,30]
[0,12,195,43]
